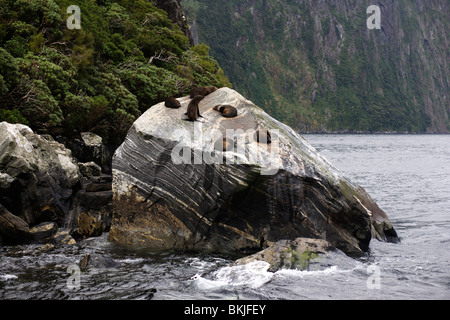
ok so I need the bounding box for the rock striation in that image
[109,88,398,256]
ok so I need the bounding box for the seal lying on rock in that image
[213,105,238,118]
[190,86,217,98]
[165,97,182,109]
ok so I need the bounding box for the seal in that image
[190,86,218,98]
[214,136,233,152]
[165,97,181,109]
[255,129,272,144]
[213,105,238,118]
[185,95,204,122]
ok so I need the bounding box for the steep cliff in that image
[182,0,450,133]
[155,0,194,44]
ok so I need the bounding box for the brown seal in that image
[189,86,218,98]
[213,105,238,118]
[165,97,181,109]
[214,137,233,152]
[255,129,272,144]
[185,95,204,122]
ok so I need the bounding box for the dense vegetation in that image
[183,0,449,133]
[0,0,230,145]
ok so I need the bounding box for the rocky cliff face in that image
[155,0,194,45]
[109,88,398,256]
[0,122,112,245]
[182,0,449,133]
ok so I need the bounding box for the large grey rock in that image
[0,122,81,230]
[109,88,398,255]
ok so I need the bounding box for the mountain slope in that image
[182,0,449,133]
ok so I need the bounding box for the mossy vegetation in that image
[0,0,230,146]
[278,246,319,270]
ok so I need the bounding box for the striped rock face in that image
[109,88,398,255]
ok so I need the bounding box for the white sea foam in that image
[192,261,273,290]
[0,274,18,281]
[275,265,341,278]
[117,258,145,264]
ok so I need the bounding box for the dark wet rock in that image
[89,175,113,184]
[29,222,58,242]
[79,162,102,178]
[52,229,76,245]
[109,88,398,256]
[233,237,353,272]
[79,253,121,270]
[37,243,55,252]
[0,203,31,244]
[56,132,112,174]
[77,212,103,238]
[64,184,112,240]
[76,190,112,211]
[85,182,112,193]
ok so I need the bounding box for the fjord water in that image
[1,135,449,300]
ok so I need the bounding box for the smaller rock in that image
[81,132,103,147]
[38,243,55,252]
[233,238,351,272]
[78,162,102,177]
[79,253,121,270]
[52,229,76,245]
[0,204,31,244]
[46,139,82,187]
[79,253,90,270]
[29,222,58,242]
[89,175,112,184]
[76,190,112,210]
[56,132,112,174]
[0,173,14,189]
[78,212,103,238]
[85,183,111,192]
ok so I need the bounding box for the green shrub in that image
[0,0,230,145]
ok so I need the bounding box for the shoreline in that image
[299,132,450,135]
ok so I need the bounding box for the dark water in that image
[1,134,449,300]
